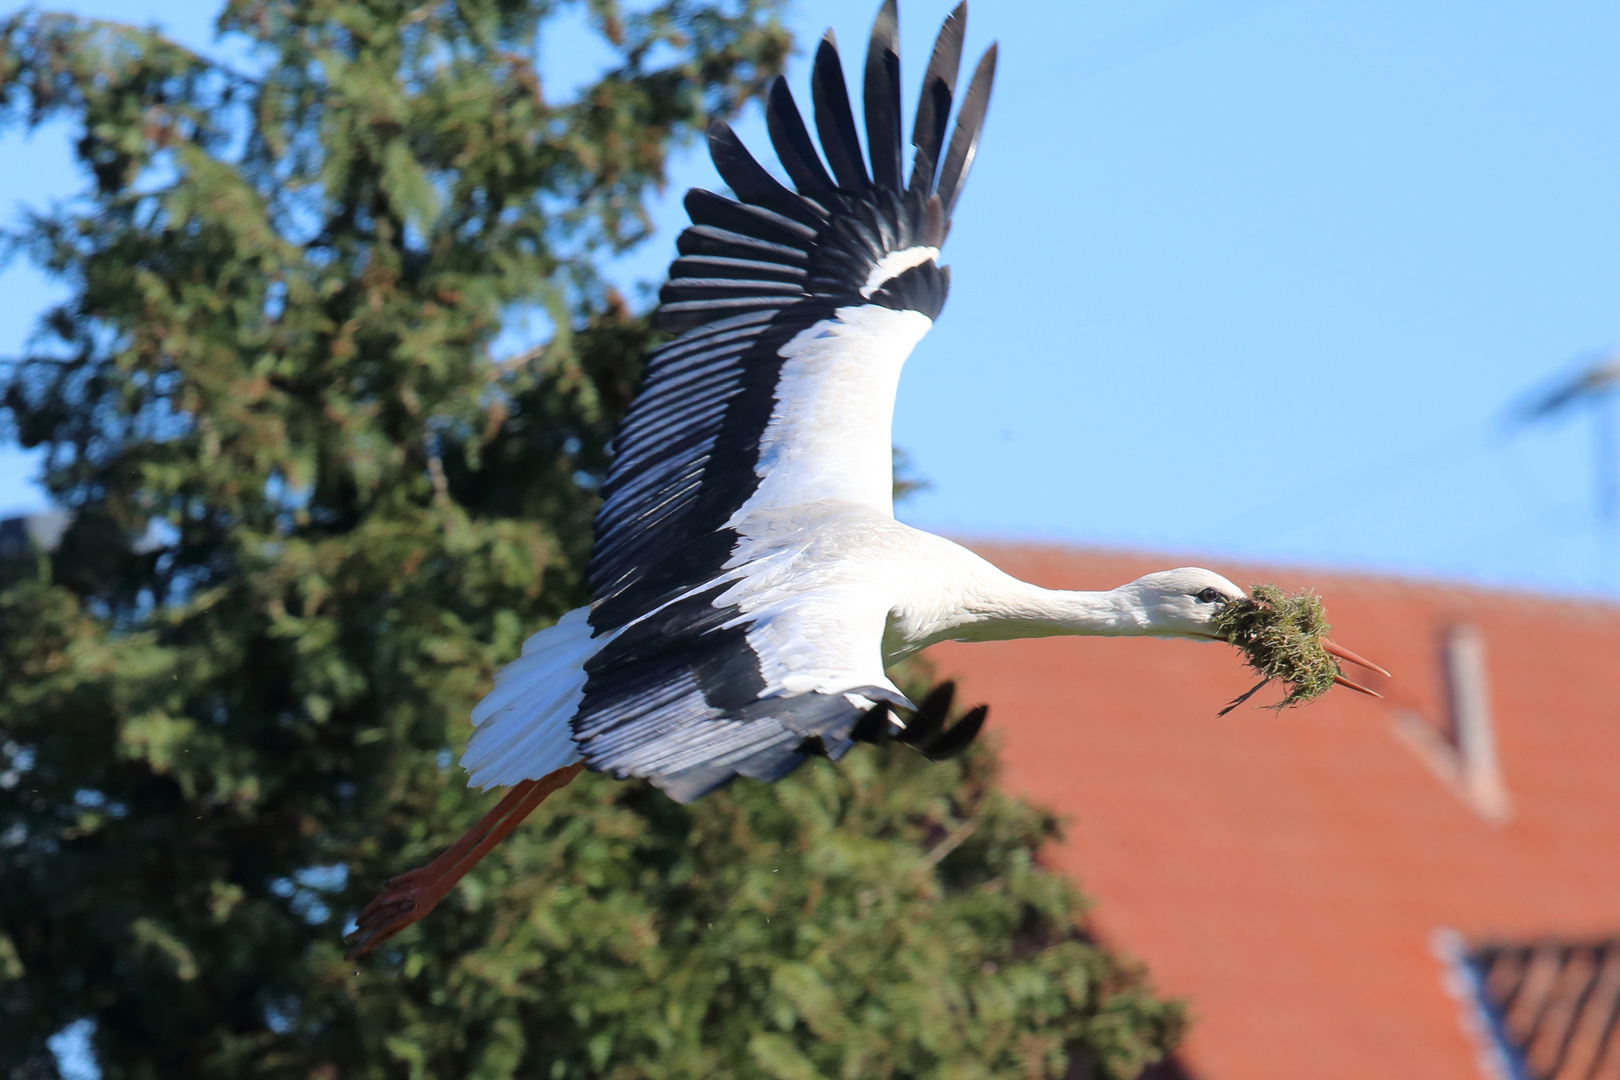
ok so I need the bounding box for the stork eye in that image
[1195,587,1224,603]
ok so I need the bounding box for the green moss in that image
[1210,583,1339,714]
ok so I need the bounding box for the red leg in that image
[344,762,584,959]
[375,777,547,891]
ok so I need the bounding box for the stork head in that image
[1122,567,1247,639]
[1121,568,1391,707]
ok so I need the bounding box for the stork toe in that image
[345,872,455,958]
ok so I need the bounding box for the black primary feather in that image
[812,32,871,191]
[936,43,997,217]
[706,123,824,229]
[864,0,904,191]
[765,78,838,204]
[909,1,966,196]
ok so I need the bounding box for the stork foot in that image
[343,867,457,958]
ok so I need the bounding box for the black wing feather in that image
[766,78,838,204]
[683,189,817,247]
[668,255,808,285]
[659,280,803,306]
[935,43,997,218]
[707,123,824,230]
[909,1,966,195]
[812,33,871,192]
[864,0,904,192]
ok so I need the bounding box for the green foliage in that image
[333,733,1183,1080]
[0,2,1182,1077]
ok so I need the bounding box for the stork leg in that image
[343,762,584,959]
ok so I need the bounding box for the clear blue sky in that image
[2,0,1617,600]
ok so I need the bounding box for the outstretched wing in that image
[575,1,997,801]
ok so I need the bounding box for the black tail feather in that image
[863,0,904,191]
[812,32,871,191]
[909,1,966,197]
[935,43,997,218]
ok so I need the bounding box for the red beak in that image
[1322,637,1389,699]
[1321,638,1391,677]
[1332,673,1382,698]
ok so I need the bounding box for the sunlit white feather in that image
[460,607,595,788]
[730,304,933,525]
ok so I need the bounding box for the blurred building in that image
[930,544,1620,1080]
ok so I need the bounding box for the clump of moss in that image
[1210,583,1338,715]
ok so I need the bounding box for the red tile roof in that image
[926,543,1620,1080]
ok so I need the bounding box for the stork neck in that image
[953,580,1147,642]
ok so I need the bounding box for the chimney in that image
[1442,625,1509,821]
[1391,622,1511,821]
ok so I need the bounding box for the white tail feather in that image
[474,637,591,722]
[461,606,597,790]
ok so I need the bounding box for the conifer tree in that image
[0,2,1184,1077]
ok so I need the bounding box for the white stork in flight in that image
[346,0,1384,957]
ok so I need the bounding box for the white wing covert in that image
[573,1,997,802]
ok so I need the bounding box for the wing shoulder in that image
[574,554,913,802]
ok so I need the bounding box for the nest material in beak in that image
[1210,583,1338,714]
